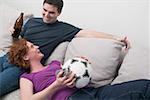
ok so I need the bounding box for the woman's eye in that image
[31,45,34,48]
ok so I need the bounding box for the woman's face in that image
[42,3,60,23]
[25,41,44,61]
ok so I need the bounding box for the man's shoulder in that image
[58,21,77,27]
[25,17,43,26]
[58,21,71,25]
[27,17,42,23]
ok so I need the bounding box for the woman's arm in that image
[20,71,76,100]
[20,78,34,100]
[20,77,64,100]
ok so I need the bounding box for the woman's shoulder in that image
[47,60,62,70]
[20,72,35,81]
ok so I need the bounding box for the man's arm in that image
[9,13,33,41]
[75,29,131,49]
[76,30,119,40]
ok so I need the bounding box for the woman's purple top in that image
[21,60,77,100]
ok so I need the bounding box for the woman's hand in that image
[55,70,76,88]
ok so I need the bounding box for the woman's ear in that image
[23,55,29,61]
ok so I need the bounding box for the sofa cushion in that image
[111,44,149,85]
[64,38,124,87]
[1,89,20,100]
[45,42,69,65]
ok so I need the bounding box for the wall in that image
[148,0,150,77]
[62,0,149,48]
[1,0,149,48]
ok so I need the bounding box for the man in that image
[0,0,130,96]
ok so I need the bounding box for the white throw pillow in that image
[45,42,69,65]
[111,44,149,85]
[0,4,33,52]
[64,38,124,87]
[0,4,20,51]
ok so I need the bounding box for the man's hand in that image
[8,25,15,34]
[23,13,33,21]
[119,36,131,50]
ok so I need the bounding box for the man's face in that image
[42,3,60,23]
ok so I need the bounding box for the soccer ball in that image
[62,57,92,88]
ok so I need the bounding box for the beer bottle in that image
[12,12,24,41]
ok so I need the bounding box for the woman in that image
[8,39,150,100]
[8,39,76,100]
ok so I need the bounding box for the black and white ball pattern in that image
[62,57,92,88]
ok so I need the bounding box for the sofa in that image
[0,1,149,100]
[1,37,149,100]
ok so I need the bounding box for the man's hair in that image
[43,0,64,13]
[8,39,30,69]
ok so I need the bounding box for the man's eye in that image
[49,12,55,14]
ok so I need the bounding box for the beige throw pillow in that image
[0,4,20,50]
[45,42,69,65]
[0,4,33,53]
[64,38,124,87]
